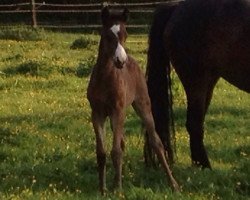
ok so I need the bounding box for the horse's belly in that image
[220,67,250,93]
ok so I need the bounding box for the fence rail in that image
[0,1,181,8]
[0,1,182,29]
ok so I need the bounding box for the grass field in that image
[0,28,249,200]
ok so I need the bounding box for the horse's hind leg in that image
[132,100,180,191]
[185,76,218,168]
[91,111,107,195]
[110,110,125,191]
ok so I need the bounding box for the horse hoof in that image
[192,160,212,169]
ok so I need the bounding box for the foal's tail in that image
[146,4,178,163]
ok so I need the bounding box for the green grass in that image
[0,27,249,200]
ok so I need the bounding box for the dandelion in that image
[53,188,57,193]
[76,189,82,194]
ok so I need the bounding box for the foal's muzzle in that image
[114,58,126,69]
[113,43,127,69]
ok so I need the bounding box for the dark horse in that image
[147,0,250,169]
[87,7,179,194]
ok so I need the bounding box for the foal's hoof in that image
[172,181,181,192]
[113,188,125,198]
[100,188,107,196]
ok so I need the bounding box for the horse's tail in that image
[146,4,178,163]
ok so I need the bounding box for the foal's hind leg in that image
[132,100,180,191]
[91,111,107,195]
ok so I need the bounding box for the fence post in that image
[30,0,37,28]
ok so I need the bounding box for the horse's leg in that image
[91,111,107,195]
[185,76,218,169]
[205,78,219,113]
[110,109,125,191]
[132,100,180,191]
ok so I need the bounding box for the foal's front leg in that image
[92,111,107,195]
[110,110,125,191]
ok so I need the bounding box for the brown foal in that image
[87,7,180,194]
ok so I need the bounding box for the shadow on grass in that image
[173,104,249,126]
[173,163,250,198]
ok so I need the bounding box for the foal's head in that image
[100,7,129,69]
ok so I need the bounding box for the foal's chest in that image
[87,71,128,108]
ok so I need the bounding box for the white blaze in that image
[110,24,120,38]
[110,24,127,64]
[115,43,127,64]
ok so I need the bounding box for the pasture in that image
[0,28,249,199]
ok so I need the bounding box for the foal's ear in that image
[122,8,129,22]
[101,6,110,25]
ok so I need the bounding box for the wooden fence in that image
[0,1,182,29]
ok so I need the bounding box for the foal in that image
[87,7,179,194]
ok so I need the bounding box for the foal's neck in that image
[96,39,115,71]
